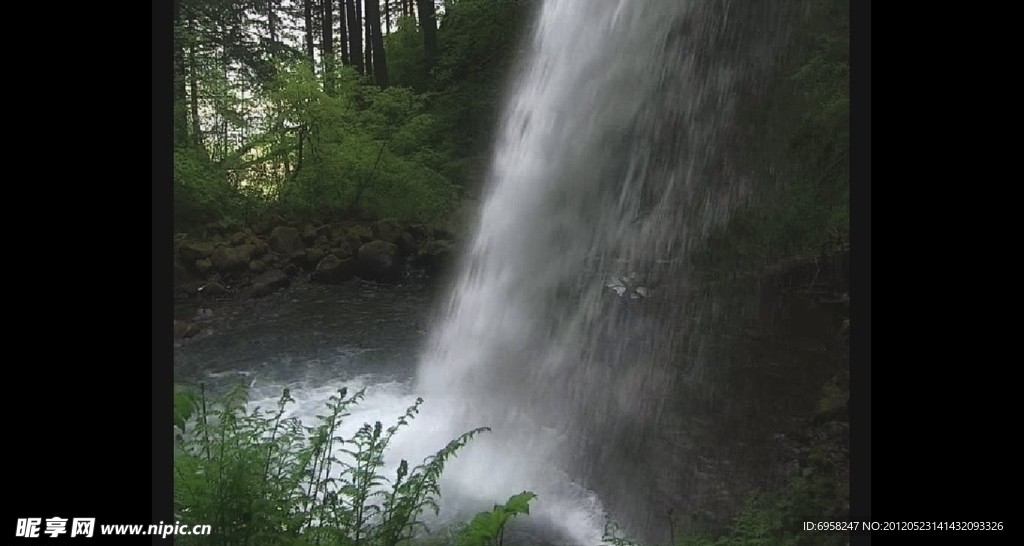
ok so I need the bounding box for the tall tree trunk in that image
[384,0,390,35]
[188,15,204,152]
[268,0,277,46]
[365,0,389,87]
[222,27,230,161]
[304,0,316,68]
[174,0,188,148]
[349,0,364,74]
[363,2,373,77]
[322,0,335,93]
[338,0,349,65]
[416,0,437,63]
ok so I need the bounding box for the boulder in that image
[398,232,418,255]
[249,260,266,274]
[230,232,248,246]
[406,224,433,242]
[301,224,318,244]
[198,282,228,298]
[348,225,374,243]
[250,269,290,297]
[311,254,356,284]
[268,226,305,255]
[303,248,325,270]
[372,219,404,243]
[195,258,213,274]
[211,244,255,273]
[178,241,215,262]
[357,240,400,281]
[252,239,268,257]
[418,240,456,277]
[330,245,354,261]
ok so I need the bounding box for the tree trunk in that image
[349,0,364,74]
[173,0,188,147]
[322,0,335,93]
[363,2,373,77]
[416,0,437,63]
[268,0,277,45]
[338,0,349,65]
[365,0,389,87]
[188,15,203,151]
[384,0,390,35]
[304,0,316,68]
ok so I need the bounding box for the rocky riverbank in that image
[173,218,460,338]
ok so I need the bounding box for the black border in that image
[153,0,175,542]
[850,0,871,544]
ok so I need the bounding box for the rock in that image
[268,226,305,255]
[398,232,418,255]
[314,235,331,249]
[211,244,256,273]
[230,232,248,246]
[372,219,404,243]
[357,240,400,281]
[283,263,299,277]
[303,248,325,270]
[418,240,456,277]
[311,255,356,284]
[330,245,354,260]
[330,224,349,242]
[406,224,433,242]
[177,241,215,262]
[198,282,228,298]
[195,258,213,274]
[252,239,268,257]
[249,260,266,274]
[250,269,290,297]
[178,280,205,298]
[174,320,201,339]
[348,225,374,243]
[302,224,318,244]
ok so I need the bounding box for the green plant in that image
[454,491,537,546]
[173,384,490,546]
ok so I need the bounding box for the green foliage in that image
[454,491,537,546]
[173,384,491,546]
[599,473,846,546]
[697,0,849,271]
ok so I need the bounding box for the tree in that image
[338,0,350,65]
[366,0,389,87]
[174,0,189,148]
[322,0,335,93]
[304,0,316,67]
[363,1,374,78]
[346,0,363,74]
[416,0,438,63]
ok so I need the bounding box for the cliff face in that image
[581,246,850,544]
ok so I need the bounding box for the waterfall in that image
[417,1,801,542]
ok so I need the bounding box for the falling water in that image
[418,0,804,543]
